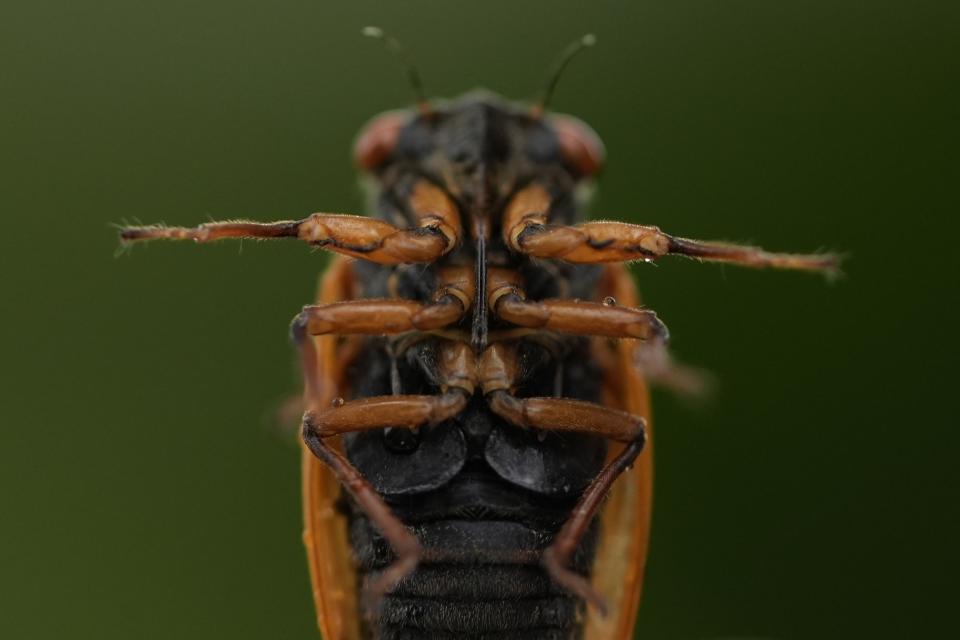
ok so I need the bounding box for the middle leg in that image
[487,272,705,394]
[291,266,474,407]
[293,264,474,338]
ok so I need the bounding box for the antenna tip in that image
[362,26,384,39]
[581,33,597,47]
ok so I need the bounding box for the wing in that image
[585,263,654,640]
[302,256,362,640]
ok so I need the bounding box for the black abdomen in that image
[345,459,600,639]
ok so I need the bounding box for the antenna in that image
[362,26,430,114]
[532,33,596,117]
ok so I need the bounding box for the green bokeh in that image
[2,1,957,638]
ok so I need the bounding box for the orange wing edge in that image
[302,257,362,640]
[585,263,654,640]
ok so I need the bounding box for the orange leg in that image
[293,342,473,617]
[541,435,646,615]
[292,264,473,338]
[301,425,421,615]
[291,268,474,405]
[298,339,476,615]
[481,342,646,443]
[502,183,839,273]
[304,391,469,437]
[493,294,668,341]
[487,265,667,341]
[292,323,471,427]
[487,391,645,444]
[486,276,707,393]
[491,291,707,393]
[119,180,461,264]
[294,328,444,614]
[303,339,476,437]
[300,339,475,438]
[294,295,466,337]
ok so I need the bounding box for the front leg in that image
[503,183,839,272]
[120,180,462,265]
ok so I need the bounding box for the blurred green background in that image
[2,1,957,638]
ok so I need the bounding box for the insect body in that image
[120,37,836,640]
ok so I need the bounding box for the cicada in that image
[120,31,836,640]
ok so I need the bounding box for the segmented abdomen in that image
[348,482,599,639]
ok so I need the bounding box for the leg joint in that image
[289,309,310,344]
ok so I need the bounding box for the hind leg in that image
[301,427,421,613]
[478,341,647,612]
[298,334,476,616]
[541,435,646,615]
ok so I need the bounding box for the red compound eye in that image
[353,110,408,171]
[551,114,605,177]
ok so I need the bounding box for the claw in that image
[361,543,421,620]
[541,546,609,616]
